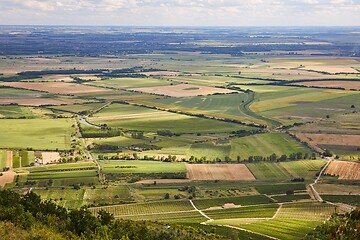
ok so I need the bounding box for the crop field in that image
[246,160,326,180]
[186,164,255,181]
[0,118,73,150]
[254,183,307,195]
[296,133,360,155]
[204,204,279,220]
[324,160,360,180]
[192,195,273,210]
[275,202,339,221]
[100,160,186,178]
[212,219,320,240]
[34,186,132,209]
[322,195,360,207]
[146,93,264,124]
[292,80,360,90]
[229,133,311,159]
[0,81,113,95]
[2,27,360,240]
[87,77,170,89]
[271,194,311,202]
[89,200,194,216]
[90,103,248,133]
[0,105,34,118]
[131,83,237,97]
[27,162,97,181]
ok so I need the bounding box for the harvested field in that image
[186,164,255,181]
[324,160,360,180]
[131,84,237,97]
[296,133,360,149]
[0,170,16,187]
[0,82,111,95]
[6,151,13,168]
[41,152,61,164]
[0,98,68,106]
[292,80,360,90]
[141,71,179,76]
[302,65,359,74]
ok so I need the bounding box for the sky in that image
[0,0,359,26]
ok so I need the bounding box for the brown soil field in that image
[186,164,255,181]
[0,98,68,106]
[0,170,16,187]
[0,82,110,95]
[292,81,360,90]
[41,152,61,164]
[6,151,13,168]
[296,133,360,151]
[131,84,237,97]
[325,160,360,180]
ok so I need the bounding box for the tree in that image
[164,193,170,199]
[97,209,114,225]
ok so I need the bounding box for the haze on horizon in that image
[0,0,360,27]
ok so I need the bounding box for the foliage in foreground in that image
[305,208,360,240]
[0,190,224,240]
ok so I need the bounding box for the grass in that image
[90,103,250,133]
[230,133,311,159]
[247,160,326,180]
[203,204,279,220]
[0,118,73,150]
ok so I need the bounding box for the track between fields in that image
[190,200,213,221]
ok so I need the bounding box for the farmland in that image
[0,26,359,239]
[324,160,360,180]
[187,164,255,181]
[0,118,73,150]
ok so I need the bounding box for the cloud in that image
[0,0,359,26]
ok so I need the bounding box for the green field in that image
[203,204,279,220]
[254,183,307,195]
[193,195,273,210]
[0,118,73,150]
[90,103,252,133]
[34,186,132,209]
[276,202,339,221]
[322,195,360,207]
[211,218,320,240]
[0,105,34,118]
[100,160,186,174]
[0,150,7,169]
[89,200,194,216]
[146,93,264,124]
[230,132,311,159]
[247,160,326,180]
